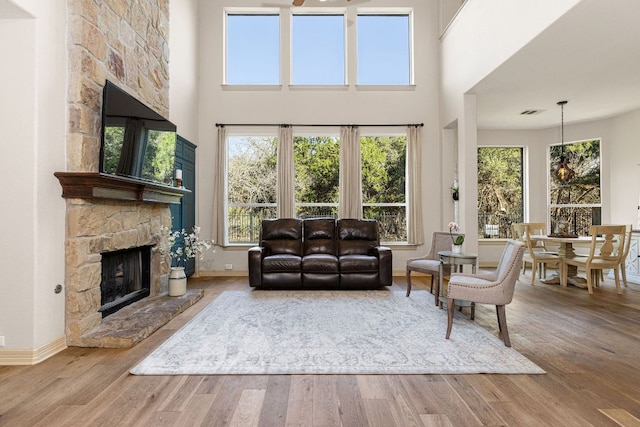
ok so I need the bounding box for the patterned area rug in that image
[130,290,544,375]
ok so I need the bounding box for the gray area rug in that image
[130,290,544,375]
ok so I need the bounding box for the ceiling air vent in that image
[520,109,544,115]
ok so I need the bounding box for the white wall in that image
[440,0,580,128]
[608,110,640,227]
[170,0,200,143]
[194,0,442,274]
[0,0,67,354]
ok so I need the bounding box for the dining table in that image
[529,234,603,288]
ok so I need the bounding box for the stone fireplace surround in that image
[56,173,201,348]
[63,0,179,347]
[64,196,170,346]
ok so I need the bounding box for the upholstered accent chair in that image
[561,225,627,294]
[445,239,525,347]
[406,231,464,305]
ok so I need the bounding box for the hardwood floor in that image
[2,274,640,426]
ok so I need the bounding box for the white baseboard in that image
[0,336,67,365]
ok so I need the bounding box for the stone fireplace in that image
[99,245,152,318]
[62,0,175,347]
[63,197,172,346]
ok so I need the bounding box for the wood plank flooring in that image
[1,274,640,426]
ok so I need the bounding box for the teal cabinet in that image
[171,136,197,277]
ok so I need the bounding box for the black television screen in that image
[100,80,177,186]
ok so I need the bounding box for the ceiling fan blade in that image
[292,0,305,5]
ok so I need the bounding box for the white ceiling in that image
[0,0,30,18]
[472,0,640,130]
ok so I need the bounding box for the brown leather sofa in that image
[248,218,393,289]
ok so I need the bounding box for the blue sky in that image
[226,13,410,85]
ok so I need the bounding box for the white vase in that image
[452,244,462,254]
[168,266,187,296]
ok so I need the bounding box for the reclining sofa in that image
[248,218,392,289]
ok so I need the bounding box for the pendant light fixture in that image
[553,100,575,182]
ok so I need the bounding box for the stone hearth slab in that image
[78,289,204,348]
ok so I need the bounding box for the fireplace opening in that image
[99,245,152,318]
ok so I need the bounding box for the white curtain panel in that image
[277,126,295,218]
[407,125,425,245]
[212,125,227,246]
[339,126,362,219]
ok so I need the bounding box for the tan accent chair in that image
[406,231,464,305]
[561,225,627,294]
[445,239,525,347]
[511,222,559,285]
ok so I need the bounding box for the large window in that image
[361,136,407,242]
[477,147,524,238]
[227,136,277,243]
[291,14,345,85]
[357,13,412,85]
[223,8,414,87]
[225,13,280,84]
[549,139,601,236]
[294,136,340,218]
[226,131,409,244]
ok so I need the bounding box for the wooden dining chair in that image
[445,239,525,347]
[561,225,627,294]
[512,222,559,284]
[619,224,633,287]
[511,223,529,274]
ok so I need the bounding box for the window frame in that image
[356,9,415,86]
[225,130,279,245]
[548,138,602,236]
[293,130,341,219]
[477,146,526,240]
[289,9,348,87]
[360,132,408,243]
[223,8,282,86]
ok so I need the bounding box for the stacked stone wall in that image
[65,0,172,345]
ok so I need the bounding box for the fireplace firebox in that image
[99,245,152,318]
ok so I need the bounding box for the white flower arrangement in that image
[448,221,464,245]
[155,225,215,267]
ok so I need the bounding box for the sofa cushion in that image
[339,254,379,273]
[337,219,379,256]
[303,218,336,256]
[261,218,303,256]
[263,254,302,273]
[302,254,339,273]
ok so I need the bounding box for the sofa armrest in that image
[375,246,393,286]
[248,246,265,287]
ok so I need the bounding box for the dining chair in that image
[511,223,529,273]
[561,225,627,294]
[512,222,559,284]
[524,223,560,285]
[406,231,464,304]
[445,239,525,347]
[618,224,633,287]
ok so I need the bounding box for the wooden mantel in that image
[54,172,189,204]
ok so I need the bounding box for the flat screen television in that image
[100,80,177,187]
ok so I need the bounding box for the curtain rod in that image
[215,123,423,128]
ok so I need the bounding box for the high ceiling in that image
[472,0,640,130]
